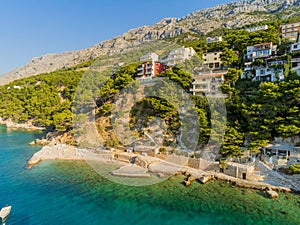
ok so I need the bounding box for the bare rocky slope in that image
[0,0,299,85]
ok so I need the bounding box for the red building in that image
[136,61,167,80]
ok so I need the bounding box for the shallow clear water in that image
[1,125,300,225]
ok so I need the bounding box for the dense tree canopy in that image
[1,15,300,159]
[0,69,83,130]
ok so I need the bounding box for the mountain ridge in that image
[0,0,299,85]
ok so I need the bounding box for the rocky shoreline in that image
[0,118,45,130]
[27,143,299,197]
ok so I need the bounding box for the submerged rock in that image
[184,176,197,186]
[157,172,166,178]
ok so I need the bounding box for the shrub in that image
[159,147,167,154]
[287,164,300,174]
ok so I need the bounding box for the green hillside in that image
[1,16,300,158]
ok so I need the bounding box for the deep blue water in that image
[1,125,300,225]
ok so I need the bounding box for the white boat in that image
[0,206,11,220]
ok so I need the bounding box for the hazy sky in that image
[0,0,234,75]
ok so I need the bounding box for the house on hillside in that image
[290,33,300,52]
[291,57,300,76]
[111,62,125,76]
[136,53,167,80]
[280,21,300,41]
[206,36,223,44]
[190,70,227,97]
[245,42,277,61]
[161,47,196,67]
[139,53,159,62]
[290,33,300,75]
[246,25,268,33]
[242,56,286,82]
[202,51,223,70]
[254,66,284,82]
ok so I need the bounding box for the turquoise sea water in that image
[1,125,300,225]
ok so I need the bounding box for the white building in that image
[246,25,268,33]
[245,42,277,61]
[112,62,125,75]
[280,21,300,41]
[291,42,300,52]
[291,56,300,75]
[206,36,223,44]
[254,66,284,82]
[290,34,300,75]
[242,58,286,82]
[139,53,159,62]
[190,70,227,97]
[241,62,254,79]
[136,53,166,80]
[161,47,196,66]
[291,33,300,53]
[202,51,223,70]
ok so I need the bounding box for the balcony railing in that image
[291,58,300,63]
[193,80,210,84]
[190,88,212,92]
[137,72,144,76]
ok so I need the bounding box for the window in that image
[214,52,217,55]
[214,58,217,60]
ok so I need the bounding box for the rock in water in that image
[266,190,279,199]
[28,141,35,146]
[36,139,49,146]
[157,172,166,178]
[184,180,191,187]
[199,175,212,184]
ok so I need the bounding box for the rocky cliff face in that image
[0,0,299,85]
